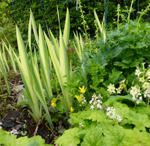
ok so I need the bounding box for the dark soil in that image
[0,70,65,145]
[1,109,55,144]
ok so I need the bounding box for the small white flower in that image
[93,102,96,105]
[97,100,102,104]
[0,126,2,129]
[79,123,84,127]
[92,93,96,98]
[96,96,99,100]
[135,69,141,77]
[116,88,121,94]
[110,113,116,119]
[89,100,93,104]
[116,115,123,122]
[136,100,140,104]
[97,104,103,109]
[107,84,116,93]
[119,84,123,90]
[106,112,110,116]
[143,82,150,89]
[98,94,103,99]
[132,95,136,101]
[90,105,94,110]
[146,71,150,79]
[108,110,112,114]
[106,107,111,111]
[139,77,145,82]
[97,103,100,108]
[106,107,123,123]
[0,122,2,125]
[130,86,137,96]
[120,79,126,84]
[139,96,143,101]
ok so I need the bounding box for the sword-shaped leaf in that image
[39,24,53,99]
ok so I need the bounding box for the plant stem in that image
[147,97,149,114]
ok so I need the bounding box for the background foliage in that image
[0,0,150,39]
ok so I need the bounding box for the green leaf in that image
[123,128,150,146]
[114,62,130,69]
[103,124,126,146]
[6,136,29,146]
[86,110,106,122]
[103,95,133,107]
[81,127,103,146]
[6,136,46,146]
[55,128,80,146]
[71,110,93,119]
[75,129,90,139]
[136,42,147,49]
[113,102,130,119]
[39,24,53,99]
[134,106,150,117]
[63,8,70,47]
[29,136,46,145]
[128,110,150,132]
[0,129,16,144]
[26,140,40,146]
[69,116,84,125]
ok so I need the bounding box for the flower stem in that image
[147,97,149,114]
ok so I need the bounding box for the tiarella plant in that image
[56,94,150,146]
[0,128,52,146]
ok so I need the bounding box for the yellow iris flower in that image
[51,98,57,103]
[51,98,57,108]
[95,48,98,54]
[51,102,56,108]
[79,86,86,94]
[70,107,74,112]
[75,95,82,101]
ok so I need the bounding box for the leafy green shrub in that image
[56,100,150,146]
[0,22,17,47]
[0,0,12,27]
[5,0,150,38]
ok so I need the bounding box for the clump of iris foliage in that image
[1,0,150,145]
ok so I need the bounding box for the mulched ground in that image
[0,70,65,145]
[1,109,55,144]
